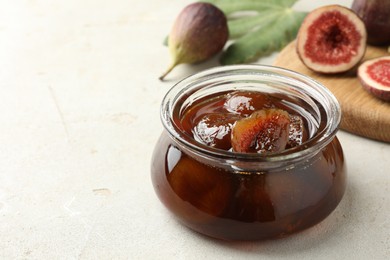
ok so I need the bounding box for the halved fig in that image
[231,109,290,154]
[296,5,367,74]
[357,56,390,101]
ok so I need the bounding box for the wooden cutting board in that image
[274,41,390,143]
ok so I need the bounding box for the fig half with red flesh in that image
[357,56,390,101]
[231,109,290,154]
[296,5,367,74]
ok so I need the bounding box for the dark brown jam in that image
[180,90,310,153]
[151,89,346,241]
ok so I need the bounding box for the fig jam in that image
[151,65,346,240]
[181,90,310,153]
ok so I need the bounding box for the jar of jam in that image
[151,65,346,241]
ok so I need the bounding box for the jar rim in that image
[161,65,341,164]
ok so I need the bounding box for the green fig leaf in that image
[228,12,279,39]
[203,0,306,64]
[221,10,307,65]
[204,0,299,14]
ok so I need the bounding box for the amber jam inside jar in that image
[151,65,346,241]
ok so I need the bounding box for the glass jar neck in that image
[161,65,341,171]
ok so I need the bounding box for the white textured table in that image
[1,0,389,259]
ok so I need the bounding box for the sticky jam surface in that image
[179,90,309,153]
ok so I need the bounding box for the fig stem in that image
[159,62,178,81]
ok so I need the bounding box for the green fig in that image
[159,2,228,80]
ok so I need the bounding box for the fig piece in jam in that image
[231,108,290,153]
[151,65,346,241]
[224,91,274,116]
[192,113,240,150]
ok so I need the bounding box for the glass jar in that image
[151,65,346,241]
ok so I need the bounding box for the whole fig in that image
[352,0,390,45]
[159,2,228,80]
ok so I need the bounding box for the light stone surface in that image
[0,0,389,259]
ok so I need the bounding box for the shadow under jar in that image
[151,65,347,241]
